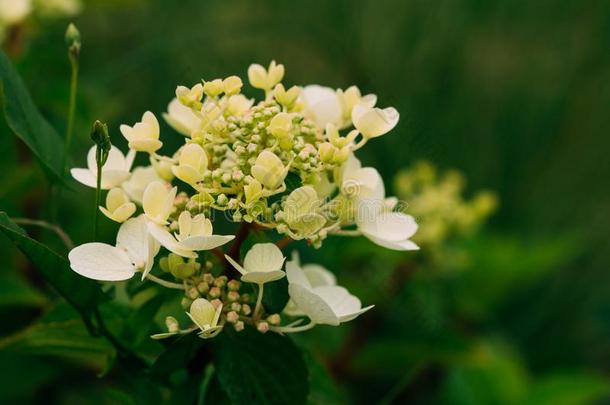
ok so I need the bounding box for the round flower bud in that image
[257,321,269,333]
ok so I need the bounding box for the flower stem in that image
[12,218,74,249]
[62,54,79,175]
[270,320,316,334]
[253,283,264,320]
[145,274,186,290]
[94,167,101,240]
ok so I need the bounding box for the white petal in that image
[243,243,285,273]
[188,298,216,330]
[364,235,420,251]
[179,235,235,251]
[164,98,201,136]
[360,212,418,242]
[301,85,342,128]
[70,168,97,188]
[116,216,151,266]
[68,243,135,281]
[352,105,399,138]
[100,170,131,189]
[224,254,247,275]
[147,222,197,258]
[288,284,339,325]
[286,258,312,289]
[343,167,385,200]
[302,264,336,287]
[143,181,176,224]
[241,270,285,284]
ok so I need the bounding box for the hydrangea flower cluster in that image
[68,61,418,338]
[394,161,497,246]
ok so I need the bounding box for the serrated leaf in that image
[0,212,105,317]
[212,327,308,405]
[0,49,65,182]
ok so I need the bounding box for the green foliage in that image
[0,212,105,318]
[212,327,308,405]
[0,302,115,372]
[0,50,65,182]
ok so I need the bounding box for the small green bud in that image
[234,321,245,332]
[187,287,199,300]
[159,257,170,272]
[227,279,241,291]
[65,23,81,57]
[90,120,111,167]
[181,297,192,309]
[267,314,281,325]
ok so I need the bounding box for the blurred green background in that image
[2,0,610,403]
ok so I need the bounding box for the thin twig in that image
[275,236,294,250]
[223,222,251,278]
[13,218,74,249]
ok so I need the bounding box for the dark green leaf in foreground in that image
[0,49,65,181]
[0,212,104,317]
[0,302,115,372]
[212,327,308,405]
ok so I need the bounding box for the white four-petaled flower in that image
[351,104,399,139]
[99,187,136,223]
[120,111,162,153]
[147,211,234,259]
[142,181,177,225]
[163,98,201,137]
[70,145,135,189]
[68,216,160,281]
[285,255,373,325]
[225,243,286,284]
[187,298,223,338]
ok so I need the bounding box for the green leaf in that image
[212,327,308,405]
[262,277,289,314]
[0,302,115,372]
[526,372,610,405]
[150,332,205,381]
[0,274,47,308]
[0,49,65,181]
[0,212,105,317]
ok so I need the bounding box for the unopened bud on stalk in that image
[234,321,245,332]
[90,120,111,167]
[241,304,252,316]
[65,23,81,58]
